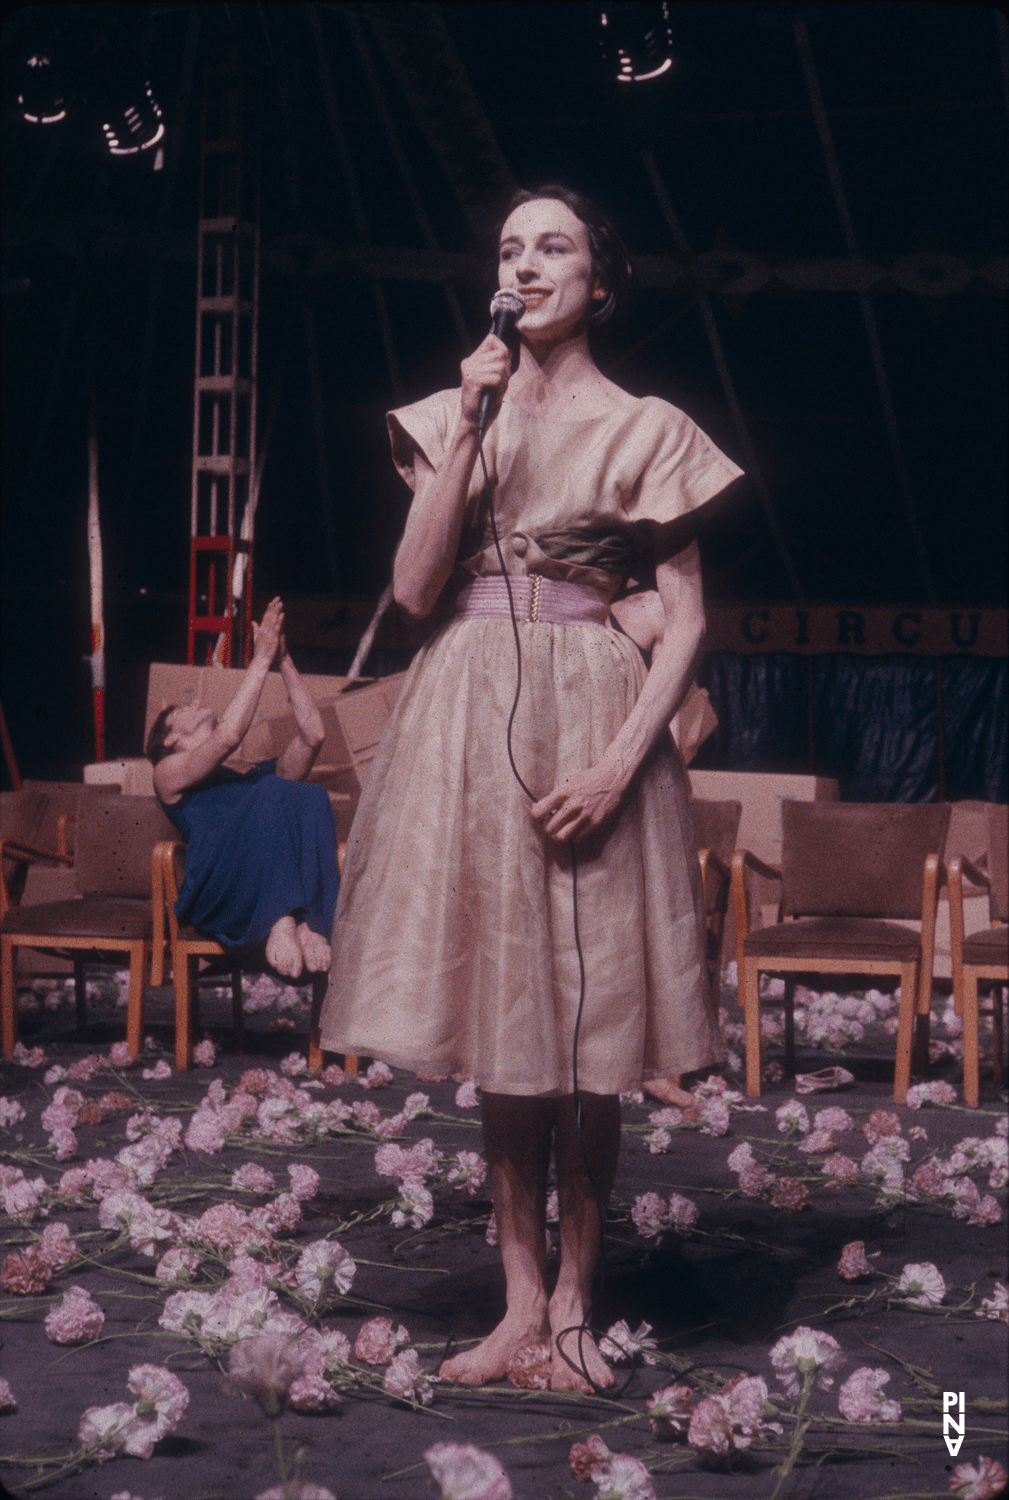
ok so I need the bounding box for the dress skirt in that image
[319,613,725,1096]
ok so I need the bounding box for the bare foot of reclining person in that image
[297,923,331,972]
[548,1290,615,1393]
[439,1299,549,1387]
[265,915,304,978]
[641,1077,695,1107]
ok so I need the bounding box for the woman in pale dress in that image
[320,187,742,1391]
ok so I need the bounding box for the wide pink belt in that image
[455,574,610,627]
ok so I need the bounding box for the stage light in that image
[598,2,674,84]
[100,80,165,155]
[17,51,67,124]
[87,44,165,155]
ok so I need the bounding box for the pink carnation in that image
[361,1060,393,1089]
[863,1109,902,1146]
[632,1192,671,1238]
[837,1366,901,1422]
[821,1153,859,1186]
[354,1316,410,1366]
[193,1039,216,1067]
[569,1434,612,1479]
[40,1221,78,1268]
[13,1042,46,1068]
[321,1062,346,1087]
[688,1375,775,1454]
[455,1078,479,1109]
[288,1372,342,1410]
[446,1150,487,1195]
[506,1341,552,1389]
[770,1326,844,1398]
[383,1348,437,1407]
[647,1383,695,1441]
[141,1059,173,1081]
[231,1162,276,1193]
[587,1452,657,1498]
[949,1456,1009,1499]
[109,1041,133,1068]
[837,1241,877,1280]
[425,1441,512,1500]
[45,1285,105,1344]
[896,1262,946,1306]
[287,1164,320,1201]
[0,1377,15,1411]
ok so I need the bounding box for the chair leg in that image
[125,943,146,1058]
[73,955,87,1039]
[175,952,194,1072]
[783,976,796,1078]
[231,967,244,1054]
[961,969,980,1109]
[344,1054,359,1078]
[1,938,16,1057]
[308,973,326,1071]
[742,958,763,1098]
[991,984,1005,1087]
[893,961,918,1105]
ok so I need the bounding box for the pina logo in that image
[943,1391,965,1456]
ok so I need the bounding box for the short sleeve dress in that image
[160,760,339,949]
[318,388,743,1096]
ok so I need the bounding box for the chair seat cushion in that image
[742,915,921,963]
[1,898,152,942]
[961,927,1009,966]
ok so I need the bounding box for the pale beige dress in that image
[319,387,743,1095]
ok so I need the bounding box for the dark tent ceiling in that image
[1,2,1007,766]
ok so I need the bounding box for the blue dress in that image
[160,760,339,949]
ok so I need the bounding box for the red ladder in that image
[188,56,260,667]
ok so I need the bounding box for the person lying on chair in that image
[146,598,338,979]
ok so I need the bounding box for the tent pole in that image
[642,152,805,603]
[342,8,471,352]
[305,2,404,403]
[792,20,937,605]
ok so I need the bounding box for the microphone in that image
[477,288,526,439]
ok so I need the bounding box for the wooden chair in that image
[1,793,175,1058]
[1,785,56,916]
[949,802,1008,1107]
[691,797,743,1003]
[154,839,349,1073]
[731,801,950,1102]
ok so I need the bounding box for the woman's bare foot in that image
[440,1302,549,1387]
[297,923,331,972]
[642,1077,695,1108]
[265,916,304,978]
[548,1293,615,1393]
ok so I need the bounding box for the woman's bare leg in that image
[296,922,331,972]
[440,1092,552,1385]
[549,1091,621,1393]
[265,915,304,978]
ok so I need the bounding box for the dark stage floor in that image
[1,974,1006,1500]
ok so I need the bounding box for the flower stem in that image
[273,1416,289,1493]
[769,1369,815,1500]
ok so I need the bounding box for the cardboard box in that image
[84,759,151,796]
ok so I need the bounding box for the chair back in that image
[781,801,950,920]
[1,787,50,848]
[988,803,1008,924]
[159,843,188,943]
[73,794,177,898]
[690,798,742,915]
[20,781,92,858]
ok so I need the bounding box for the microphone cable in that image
[475,426,629,1399]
